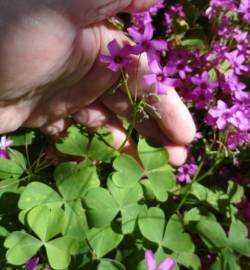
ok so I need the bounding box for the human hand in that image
[0,0,196,166]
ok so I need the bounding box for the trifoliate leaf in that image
[163,214,194,253]
[27,205,64,242]
[4,231,42,265]
[18,182,62,210]
[112,154,144,188]
[87,227,123,258]
[55,160,99,201]
[138,207,165,244]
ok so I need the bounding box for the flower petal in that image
[149,40,167,51]
[150,60,162,74]
[25,257,39,270]
[127,27,142,42]
[100,55,113,63]
[108,39,121,56]
[144,23,154,40]
[145,250,157,270]
[144,74,157,85]
[158,258,176,270]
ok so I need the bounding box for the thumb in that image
[71,0,160,26]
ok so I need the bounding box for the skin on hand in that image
[0,0,196,166]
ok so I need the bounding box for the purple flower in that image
[133,12,152,31]
[149,0,165,15]
[217,16,232,38]
[239,0,250,23]
[208,100,231,130]
[0,135,13,160]
[100,39,131,72]
[25,257,40,270]
[177,160,198,183]
[16,257,50,270]
[228,106,250,131]
[227,131,250,150]
[169,4,185,17]
[128,23,167,61]
[144,60,179,95]
[191,71,218,109]
[225,50,248,75]
[205,0,237,18]
[145,250,176,270]
[208,101,250,131]
[224,70,246,93]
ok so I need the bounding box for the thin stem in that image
[121,69,134,106]
[118,105,137,151]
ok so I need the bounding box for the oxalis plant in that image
[0,0,250,269]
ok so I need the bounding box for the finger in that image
[71,0,160,26]
[123,53,196,145]
[40,118,73,137]
[101,90,188,166]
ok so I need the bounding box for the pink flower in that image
[145,250,176,270]
[0,135,13,160]
[128,23,167,62]
[100,39,131,72]
[144,60,179,95]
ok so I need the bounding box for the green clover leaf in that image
[4,231,42,265]
[54,160,99,201]
[27,205,64,242]
[87,227,123,259]
[56,125,117,161]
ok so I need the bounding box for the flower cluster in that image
[101,0,249,188]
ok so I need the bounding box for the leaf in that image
[121,204,147,234]
[112,154,144,188]
[229,219,248,240]
[184,208,201,224]
[9,150,27,172]
[84,187,119,227]
[27,205,64,242]
[181,38,205,49]
[163,215,194,253]
[56,125,89,157]
[87,227,123,258]
[45,236,77,269]
[18,182,62,210]
[108,178,143,208]
[138,139,168,170]
[174,252,200,270]
[98,259,126,270]
[87,128,118,162]
[0,225,9,237]
[229,238,250,257]
[138,139,176,202]
[147,166,175,202]
[56,126,117,161]
[227,181,244,204]
[9,130,35,146]
[0,157,25,179]
[0,179,19,197]
[211,249,241,270]
[62,200,88,238]
[138,207,165,244]
[195,219,228,249]
[55,160,99,201]
[4,231,42,265]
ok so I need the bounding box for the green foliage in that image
[56,125,118,162]
[1,125,249,270]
